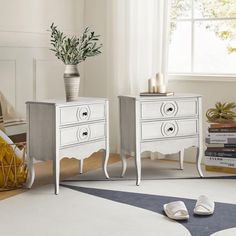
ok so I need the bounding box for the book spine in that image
[205,165,236,174]
[206,147,236,152]
[208,133,236,138]
[206,143,236,148]
[205,137,236,144]
[205,156,236,168]
[205,161,236,168]
[209,128,236,133]
[225,144,236,148]
[205,151,236,158]
[210,123,236,128]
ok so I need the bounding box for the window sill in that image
[168,74,236,82]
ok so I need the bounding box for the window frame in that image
[168,73,236,82]
[168,0,236,80]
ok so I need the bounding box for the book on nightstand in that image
[205,165,236,174]
[205,122,236,174]
[205,156,236,168]
[209,122,236,129]
[140,92,174,96]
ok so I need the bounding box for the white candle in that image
[156,73,164,85]
[151,78,156,93]
[156,84,166,93]
[148,79,152,93]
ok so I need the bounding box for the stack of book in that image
[205,122,236,174]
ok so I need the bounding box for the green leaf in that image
[49,23,102,64]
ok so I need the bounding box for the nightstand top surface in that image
[26,97,108,106]
[119,93,202,100]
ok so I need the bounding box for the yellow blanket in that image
[0,137,27,188]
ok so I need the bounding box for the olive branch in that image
[50,23,102,65]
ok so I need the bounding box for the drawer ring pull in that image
[161,121,179,137]
[167,127,174,132]
[76,126,91,142]
[161,102,178,117]
[77,105,91,121]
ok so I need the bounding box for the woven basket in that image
[0,142,28,191]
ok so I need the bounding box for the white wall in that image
[0,0,85,117]
[83,0,108,98]
[83,0,121,153]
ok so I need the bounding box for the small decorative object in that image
[140,91,174,96]
[156,73,167,93]
[64,65,80,102]
[145,72,172,96]
[206,102,236,123]
[148,78,157,93]
[50,23,102,101]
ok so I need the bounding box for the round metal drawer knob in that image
[161,102,178,117]
[77,106,91,121]
[78,126,90,141]
[167,127,174,132]
[161,122,178,137]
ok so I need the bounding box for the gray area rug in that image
[61,159,236,236]
[61,184,236,236]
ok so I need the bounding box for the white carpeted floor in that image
[0,159,235,236]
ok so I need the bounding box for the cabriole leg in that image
[196,147,204,177]
[80,159,83,174]
[53,158,60,195]
[103,150,110,179]
[135,152,141,186]
[120,149,127,177]
[26,156,35,189]
[179,150,184,170]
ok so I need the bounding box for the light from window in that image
[168,0,236,75]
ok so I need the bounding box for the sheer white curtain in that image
[106,0,170,153]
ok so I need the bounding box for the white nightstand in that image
[26,98,109,194]
[119,94,203,185]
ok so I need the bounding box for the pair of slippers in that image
[164,195,215,220]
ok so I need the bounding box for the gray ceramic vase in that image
[64,65,80,102]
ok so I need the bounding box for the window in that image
[168,0,236,75]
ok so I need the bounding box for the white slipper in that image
[194,195,215,215]
[164,201,189,220]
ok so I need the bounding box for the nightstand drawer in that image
[141,99,197,119]
[60,103,105,125]
[60,122,105,147]
[141,119,198,140]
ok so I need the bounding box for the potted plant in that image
[49,23,102,101]
[206,102,236,123]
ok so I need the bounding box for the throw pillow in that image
[0,101,5,132]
